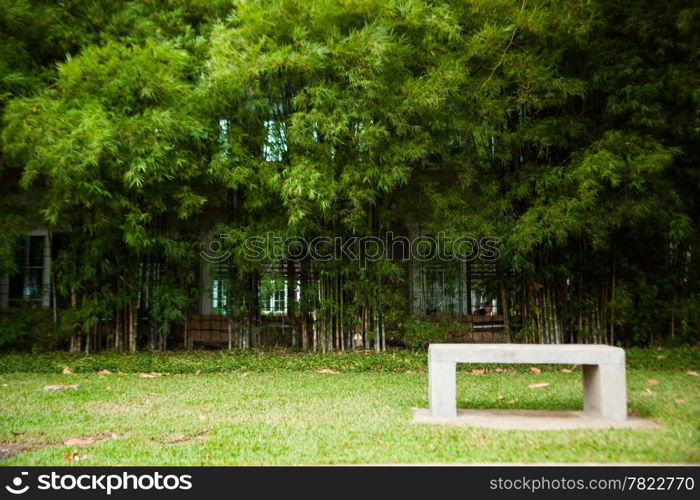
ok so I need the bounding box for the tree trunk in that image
[69,286,81,353]
[128,303,136,352]
[227,316,233,351]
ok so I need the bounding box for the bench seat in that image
[428,343,627,420]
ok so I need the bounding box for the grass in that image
[0,348,698,465]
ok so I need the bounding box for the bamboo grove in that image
[0,0,698,351]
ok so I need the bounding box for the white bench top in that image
[429,343,624,365]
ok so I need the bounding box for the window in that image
[209,269,299,316]
[212,279,228,315]
[260,279,287,315]
[410,261,502,316]
[9,235,47,306]
[419,264,462,315]
[470,279,498,316]
[466,262,499,316]
[210,263,233,315]
[262,119,287,162]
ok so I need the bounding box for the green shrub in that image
[0,346,696,374]
[392,316,455,349]
[0,307,68,352]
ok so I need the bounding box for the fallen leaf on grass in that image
[405,370,414,374]
[527,382,550,389]
[675,399,687,405]
[646,379,659,386]
[507,399,516,405]
[64,432,118,447]
[44,384,79,392]
[656,355,666,359]
[97,369,112,375]
[62,367,73,375]
[195,370,202,375]
[64,437,97,446]
[471,369,486,375]
[314,369,340,374]
[497,394,505,400]
[139,372,163,378]
[529,367,541,374]
[686,371,698,377]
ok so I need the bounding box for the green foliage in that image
[0,349,433,374]
[0,0,698,349]
[392,315,462,349]
[0,309,67,351]
[1,346,695,373]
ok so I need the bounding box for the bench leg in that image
[429,361,457,418]
[583,364,627,420]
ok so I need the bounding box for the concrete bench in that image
[429,344,627,420]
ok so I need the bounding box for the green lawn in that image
[0,349,698,465]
